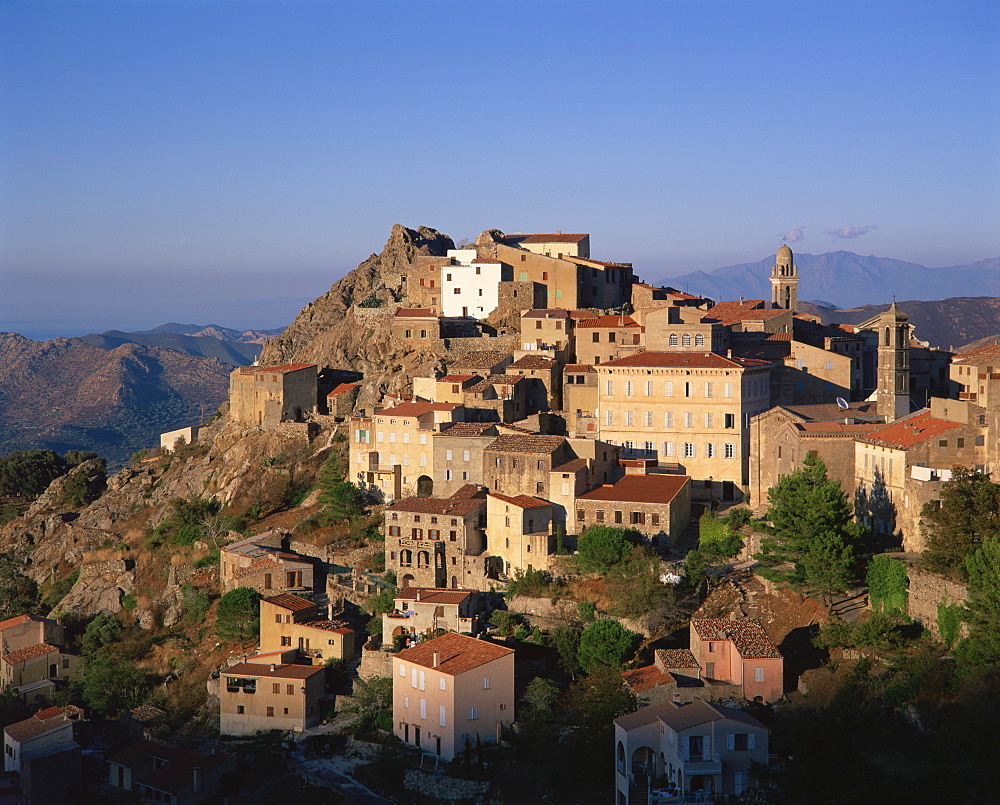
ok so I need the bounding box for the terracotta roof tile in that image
[263,594,315,612]
[522,309,570,319]
[395,588,473,605]
[3,643,59,665]
[387,492,486,516]
[563,256,632,268]
[327,383,357,397]
[552,458,588,473]
[860,410,963,449]
[0,614,50,632]
[255,363,316,373]
[953,342,1000,365]
[576,315,641,329]
[502,233,588,244]
[394,632,513,674]
[621,665,676,693]
[439,374,477,382]
[471,257,503,264]
[656,648,700,669]
[508,355,558,370]
[4,708,73,743]
[690,618,782,659]
[223,662,325,680]
[577,474,689,504]
[563,364,596,373]
[394,308,436,318]
[436,422,498,437]
[489,493,551,509]
[600,352,771,370]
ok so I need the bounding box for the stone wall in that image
[906,565,969,640]
[357,646,393,680]
[403,769,490,802]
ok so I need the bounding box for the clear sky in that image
[2,0,997,340]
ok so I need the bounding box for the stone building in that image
[519,308,574,360]
[462,374,529,422]
[630,283,711,327]
[574,314,644,366]
[325,382,359,418]
[748,401,883,506]
[576,471,691,551]
[431,422,500,498]
[258,594,355,664]
[506,354,561,411]
[593,352,773,501]
[854,407,987,551]
[391,308,441,342]
[108,738,234,805]
[441,250,512,318]
[486,493,555,576]
[856,302,912,421]
[0,615,77,695]
[392,632,514,761]
[349,401,464,501]
[403,256,451,312]
[219,532,314,596]
[449,350,514,376]
[644,305,729,354]
[564,363,599,431]
[229,363,318,428]
[689,618,783,703]
[384,487,489,590]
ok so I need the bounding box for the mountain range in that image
[659,251,1000,310]
[0,333,231,466]
[77,323,283,366]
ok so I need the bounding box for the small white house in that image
[160,425,200,452]
[441,250,511,319]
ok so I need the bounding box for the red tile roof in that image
[490,493,551,509]
[4,708,74,743]
[656,648,700,669]
[394,308,436,318]
[256,363,317,373]
[387,493,486,516]
[223,662,325,680]
[436,422,498,437]
[394,632,514,674]
[952,342,1000,365]
[690,618,782,659]
[395,588,473,605]
[263,594,315,612]
[471,257,503,264]
[860,410,963,449]
[576,314,641,329]
[577,474,690,505]
[3,643,59,665]
[600,352,771,369]
[621,664,675,693]
[563,364,596,373]
[0,614,51,632]
[794,422,882,437]
[502,233,588,244]
[376,402,460,418]
[563,255,633,268]
[522,309,570,319]
[552,458,588,473]
[326,382,357,397]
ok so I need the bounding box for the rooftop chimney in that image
[416,590,422,602]
[433,650,440,668]
[270,664,275,672]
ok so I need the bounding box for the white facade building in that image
[442,250,511,319]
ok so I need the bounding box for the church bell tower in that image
[770,244,799,312]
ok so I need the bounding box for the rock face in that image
[258,224,456,406]
[53,559,135,618]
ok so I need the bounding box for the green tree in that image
[490,610,521,636]
[317,455,365,525]
[81,613,123,654]
[606,550,673,619]
[215,587,263,644]
[576,525,633,571]
[0,556,41,620]
[755,455,859,599]
[867,554,909,615]
[346,675,393,733]
[954,538,1000,675]
[551,623,582,678]
[82,651,146,716]
[564,665,638,733]
[0,449,65,497]
[518,676,559,742]
[64,450,100,467]
[920,467,1000,579]
[577,619,635,673]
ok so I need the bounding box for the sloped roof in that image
[860,410,963,449]
[263,594,315,612]
[489,493,551,509]
[575,314,641,329]
[485,434,565,454]
[394,632,513,675]
[108,739,232,795]
[952,342,1000,365]
[0,614,52,632]
[395,588,473,605]
[508,355,558,370]
[4,707,73,743]
[451,350,512,370]
[3,643,59,665]
[223,662,324,680]
[563,256,632,268]
[255,363,316,373]
[436,422,498,437]
[394,308,436,318]
[522,309,570,319]
[690,618,782,659]
[577,474,690,505]
[600,352,770,369]
[502,233,588,244]
[563,364,596,373]
[387,492,485,516]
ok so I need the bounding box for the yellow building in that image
[486,493,554,576]
[594,352,772,501]
[258,595,355,664]
[219,661,326,736]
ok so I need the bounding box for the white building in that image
[442,250,511,319]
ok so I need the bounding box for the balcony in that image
[677,750,722,775]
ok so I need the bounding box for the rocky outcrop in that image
[52,559,135,617]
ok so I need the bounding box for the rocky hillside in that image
[259,224,459,406]
[799,296,1000,350]
[0,334,231,466]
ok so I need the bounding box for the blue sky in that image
[2,0,997,339]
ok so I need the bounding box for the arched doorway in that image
[401,573,415,588]
[416,475,433,497]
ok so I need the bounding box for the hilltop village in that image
[1,228,998,804]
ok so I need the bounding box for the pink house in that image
[689,618,783,702]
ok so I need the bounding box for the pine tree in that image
[920,467,1000,579]
[954,537,1000,676]
[755,455,858,598]
[316,454,365,525]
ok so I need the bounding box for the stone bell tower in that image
[770,244,799,312]
[875,302,911,420]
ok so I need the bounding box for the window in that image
[957,438,965,448]
[644,411,653,427]
[420,698,427,719]
[596,510,605,523]
[724,413,735,429]
[684,382,692,397]
[625,380,633,396]
[577,508,585,521]
[664,411,673,427]
[669,333,679,346]
[825,360,833,370]
[631,511,644,525]
[440,705,447,727]
[614,510,623,524]
[609,332,616,343]
[645,380,653,396]
[287,684,294,695]
[664,442,676,457]
[272,683,281,695]
[625,411,634,427]
[664,381,674,396]
[605,410,614,426]
[266,707,274,717]
[938,440,947,447]
[731,733,751,751]
[444,470,453,481]
[592,332,600,343]
[754,667,765,682]
[446,449,453,461]
[705,412,713,428]
[468,707,479,720]
[440,677,447,691]
[237,705,245,714]
[684,412,693,428]
[606,380,614,396]
[683,443,695,458]
[651,513,660,525]
[724,382,733,398]
[682,334,691,346]
[704,381,713,397]
[706,443,716,458]
[464,450,471,461]
[281,635,292,646]
[482,677,491,689]
[695,333,705,347]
